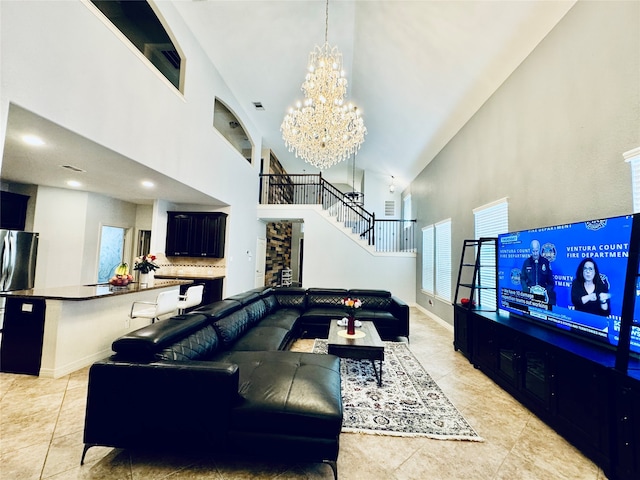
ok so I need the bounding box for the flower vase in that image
[347,315,356,335]
[148,270,155,287]
[139,273,149,287]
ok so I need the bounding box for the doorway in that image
[137,230,151,257]
[255,237,266,287]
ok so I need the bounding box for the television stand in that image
[456,307,640,480]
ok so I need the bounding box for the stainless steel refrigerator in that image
[0,230,39,374]
[1,230,39,292]
[1,230,39,330]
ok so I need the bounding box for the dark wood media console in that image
[454,305,640,480]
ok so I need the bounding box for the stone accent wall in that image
[265,221,292,287]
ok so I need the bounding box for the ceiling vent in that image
[385,201,395,216]
[60,164,86,173]
[253,102,265,111]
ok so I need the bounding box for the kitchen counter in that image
[0,280,190,378]
[0,279,191,301]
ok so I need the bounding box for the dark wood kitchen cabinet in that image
[166,212,227,258]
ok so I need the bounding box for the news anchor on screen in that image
[521,239,556,305]
[571,258,611,316]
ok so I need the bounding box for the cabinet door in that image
[520,341,551,409]
[613,374,640,480]
[552,353,609,461]
[200,214,226,258]
[166,213,193,256]
[453,305,472,361]
[473,317,498,373]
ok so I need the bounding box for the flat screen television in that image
[497,214,640,355]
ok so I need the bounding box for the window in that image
[422,219,452,301]
[624,147,640,213]
[474,199,509,309]
[435,219,452,302]
[98,226,126,283]
[90,1,183,91]
[422,226,434,294]
[213,99,253,162]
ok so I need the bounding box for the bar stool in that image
[130,290,179,324]
[177,284,205,314]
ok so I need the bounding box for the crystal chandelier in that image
[281,0,367,170]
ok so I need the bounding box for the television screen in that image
[497,215,639,354]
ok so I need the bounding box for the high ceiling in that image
[172,0,575,189]
[1,1,575,205]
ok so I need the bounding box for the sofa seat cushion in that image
[258,309,300,331]
[226,326,291,351]
[222,351,342,438]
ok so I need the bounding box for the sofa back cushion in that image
[112,313,213,361]
[307,288,348,308]
[262,293,278,314]
[274,287,307,310]
[213,308,252,347]
[348,289,392,310]
[154,324,221,361]
[193,299,242,322]
[244,298,267,326]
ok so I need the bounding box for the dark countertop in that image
[0,279,192,301]
[154,275,225,281]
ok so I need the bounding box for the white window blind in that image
[624,148,640,213]
[435,219,452,302]
[474,199,509,309]
[422,226,434,294]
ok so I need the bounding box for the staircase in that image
[259,173,415,253]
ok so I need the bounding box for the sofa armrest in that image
[389,296,410,339]
[83,360,239,450]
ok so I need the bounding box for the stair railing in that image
[259,173,415,252]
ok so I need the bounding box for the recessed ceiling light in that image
[22,134,45,146]
[141,180,154,188]
[67,180,82,188]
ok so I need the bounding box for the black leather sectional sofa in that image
[81,287,409,479]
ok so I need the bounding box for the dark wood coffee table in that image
[327,319,385,386]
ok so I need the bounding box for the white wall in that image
[0,0,264,295]
[364,171,401,219]
[32,187,138,288]
[258,204,416,304]
[32,187,89,288]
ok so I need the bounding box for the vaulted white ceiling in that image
[173,0,575,189]
[1,1,576,205]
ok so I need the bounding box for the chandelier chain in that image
[325,0,329,44]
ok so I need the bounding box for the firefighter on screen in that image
[521,239,556,305]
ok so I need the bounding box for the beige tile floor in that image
[0,307,607,479]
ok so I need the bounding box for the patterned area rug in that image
[313,339,483,441]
